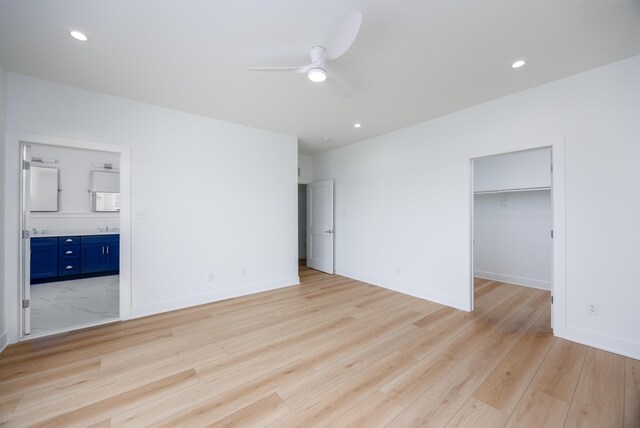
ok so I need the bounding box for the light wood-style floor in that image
[0,267,638,427]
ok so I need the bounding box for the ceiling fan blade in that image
[326,77,354,99]
[246,66,306,73]
[326,11,363,61]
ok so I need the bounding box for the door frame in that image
[20,144,32,335]
[464,136,566,338]
[5,131,132,343]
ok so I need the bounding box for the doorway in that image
[298,184,307,267]
[471,148,553,327]
[306,180,335,274]
[20,142,122,338]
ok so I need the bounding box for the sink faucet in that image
[105,226,109,231]
[32,228,37,235]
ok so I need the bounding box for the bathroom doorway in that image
[20,142,121,337]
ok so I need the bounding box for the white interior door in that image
[21,144,32,335]
[307,180,334,274]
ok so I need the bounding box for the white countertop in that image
[31,229,120,238]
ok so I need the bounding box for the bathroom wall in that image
[29,143,120,232]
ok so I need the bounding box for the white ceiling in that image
[1,0,639,154]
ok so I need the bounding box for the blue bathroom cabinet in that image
[30,234,119,283]
[81,235,120,274]
[30,238,58,279]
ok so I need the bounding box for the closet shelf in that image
[474,186,550,195]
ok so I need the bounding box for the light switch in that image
[135,209,147,220]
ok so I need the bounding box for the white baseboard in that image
[564,325,640,360]
[131,276,300,319]
[335,268,469,311]
[0,332,8,354]
[474,270,550,291]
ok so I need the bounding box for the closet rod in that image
[474,186,550,195]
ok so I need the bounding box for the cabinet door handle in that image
[106,246,109,254]
[102,246,105,254]
[66,265,73,270]
[66,250,73,255]
[65,239,73,243]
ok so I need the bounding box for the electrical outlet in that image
[587,302,599,316]
[395,266,401,274]
[208,272,215,282]
[242,267,247,276]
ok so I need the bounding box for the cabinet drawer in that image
[58,246,80,260]
[32,237,58,247]
[81,235,120,245]
[59,236,80,246]
[58,261,80,276]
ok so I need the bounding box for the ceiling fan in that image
[247,11,363,98]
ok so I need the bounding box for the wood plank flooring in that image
[0,267,637,427]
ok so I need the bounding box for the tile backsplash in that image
[31,214,120,232]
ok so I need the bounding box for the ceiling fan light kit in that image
[308,68,327,82]
[247,11,363,98]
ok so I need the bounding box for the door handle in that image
[102,246,105,254]
[106,246,109,255]
[324,230,333,234]
[66,250,73,255]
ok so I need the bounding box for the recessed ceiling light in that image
[307,68,327,83]
[70,31,88,41]
[321,136,333,142]
[354,123,361,128]
[512,60,526,69]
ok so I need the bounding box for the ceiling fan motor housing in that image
[309,46,327,63]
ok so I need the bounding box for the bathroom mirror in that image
[91,192,120,212]
[90,170,120,212]
[90,170,119,192]
[30,166,59,212]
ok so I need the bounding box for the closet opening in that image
[471,147,553,329]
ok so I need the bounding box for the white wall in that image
[3,73,298,344]
[298,184,307,259]
[0,63,7,351]
[474,190,552,289]
[30,144,120,231]
[474,148,551,192]
[314,55,640,358]
[298,153,313,184]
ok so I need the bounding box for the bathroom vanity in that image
[31,232,120,284]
